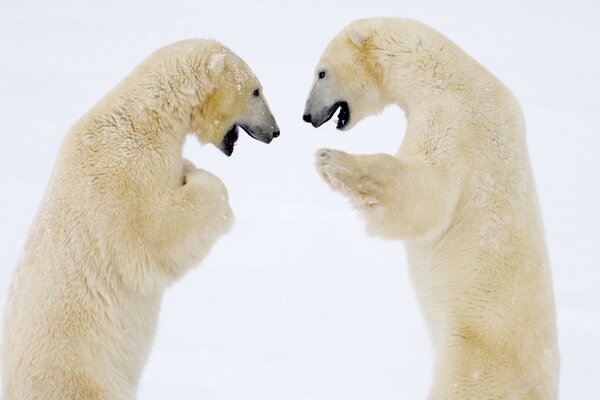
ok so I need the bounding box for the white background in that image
[1,0,598,398]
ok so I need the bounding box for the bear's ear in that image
[346,25,370,48]
[208,53,228,78]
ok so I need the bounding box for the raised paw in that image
[181,158,197,185]
[182,158,197,174]
[316,148,354,187]
[315,148,380,206]
[181,160,227,200]
[184,167,229,203]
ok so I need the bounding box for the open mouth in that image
[334,101,350,130]
[220,125,239,157]
[315,101,350,130]
[220,124,277,156]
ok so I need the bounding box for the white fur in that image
[1,39,273,400]
[307,18,559,399]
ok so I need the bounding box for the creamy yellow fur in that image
[1,39,276,400]
[305,18,559,399]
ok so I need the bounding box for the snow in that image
[1,0,599,398]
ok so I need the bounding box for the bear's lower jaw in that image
[238,124,274,144]
[310,101,350,130]
[220,125,239,157]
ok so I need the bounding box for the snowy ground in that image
[1,0,599,398]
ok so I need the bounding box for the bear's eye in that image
[318,70,326,79]
[253,89,260,97]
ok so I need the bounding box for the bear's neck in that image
[377,43,508,158]
[393,81,522,167]
[64,70,210,188]
[377,37,487,113]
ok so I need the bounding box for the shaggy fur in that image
[1,39,277,400]
[304,18,559,399]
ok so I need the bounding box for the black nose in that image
[303,114,312,123]
[273,131,280,138]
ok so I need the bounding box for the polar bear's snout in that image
[243,88,280,141]
[240,93,280,144]
[303,69,351,130]
[218,93,280,157]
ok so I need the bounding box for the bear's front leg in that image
[175,158,235,254]
[315,148,459,240]
[135,159,235,290]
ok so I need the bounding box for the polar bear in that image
[303,18,559,399]
[1,39,279,400]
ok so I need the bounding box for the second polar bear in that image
[303,18,559,399]
[2,40,279,400]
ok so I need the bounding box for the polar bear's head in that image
[197,47,280,156]
[303,20,389,131]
